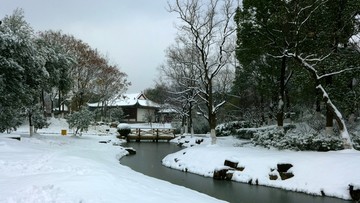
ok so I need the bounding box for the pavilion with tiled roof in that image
[88,93,160,123]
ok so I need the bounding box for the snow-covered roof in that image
[158,108,178,114]
[88,93,160,108]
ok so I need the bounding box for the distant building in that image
[157,107,179,123]
[88,93,160,123]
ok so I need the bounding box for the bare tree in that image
[168,0,236,144]
[94,64,130,121]
[160,40,200,135]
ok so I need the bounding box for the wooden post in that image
[136,128,140,142]
[156,129,159,142]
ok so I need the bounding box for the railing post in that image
[156,129,159,142]
[136,128,140,142]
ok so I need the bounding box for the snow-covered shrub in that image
[66,107,94,135]
[252,128,286,148]
[234,128,262,139]
[117,123,131,138]
[32,110,49,133]
[252,126,344,151]
[351,132,360,150]
[215,121,259,137]
[215,121,295,139]
[348,118,360,150]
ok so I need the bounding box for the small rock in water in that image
[349,184,360,202]
[124,148,136,155]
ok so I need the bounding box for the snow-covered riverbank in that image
[163,135,360,201]
[0,119,224,203]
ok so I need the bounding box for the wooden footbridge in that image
[124,125,176,142]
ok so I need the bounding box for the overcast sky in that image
[0,0,178,93]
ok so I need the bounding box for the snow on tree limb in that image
[287,52,357,80]
[213,100,226,114]
[317,68,356,80]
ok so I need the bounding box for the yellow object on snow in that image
[61,129,67,136]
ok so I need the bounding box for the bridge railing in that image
[126,124,176,142]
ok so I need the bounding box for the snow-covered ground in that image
[2,118,360,202]
[0,118,224,203]
[163,135,360,201]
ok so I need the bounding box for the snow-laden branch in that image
[196,89,209,104]
[317,68,356,80]
[286,52,318,76]
[286,52,356,80]
[197,105,209,121]
[285,70,293,87]
[213,100,226,114]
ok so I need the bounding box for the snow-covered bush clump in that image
[215,121,260,137]
[66,107,94,135]
[252,125,344,151]
[33,111,50,133]
[216,121,296,139]
[351,132,360,150]
[117,123,131,138]
[348,121,360,150]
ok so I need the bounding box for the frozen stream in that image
[120,142,349,203]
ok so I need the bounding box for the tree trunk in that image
[181,114,186,134]
[51,96,54,117]
[58,89,61,115]
[317,85,353,149]
[189,102,193,135]
[207,79,217,145]
[325,76,334,134]
[209,112,217,145]
[326,106,334,135]
[41,89,46,117]
[277,56,286,128]
[29,113,34,137]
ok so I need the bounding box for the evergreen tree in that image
[234,0,359,147]
[0,9,47,134]
[234,0,360,127]
[144,83,169,105]
[234,0,298,127]
[66,107,94,135]
[37,30,75,116]
[32,104,50,133]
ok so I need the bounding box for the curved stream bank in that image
[120,142,350,203]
